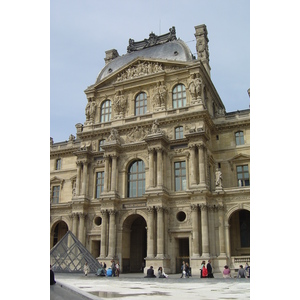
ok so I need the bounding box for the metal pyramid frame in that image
[50,231,101,273]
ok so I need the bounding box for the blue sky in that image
[50,0,250,142]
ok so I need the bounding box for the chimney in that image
[194,24,211,77]
[104,49,119,65]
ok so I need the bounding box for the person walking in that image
[237,265,247,278]
[200,261,205,278]
[83,262,90,276]
[223,265,231,278]
[207,260,214,278]
[180,261,186,278]
[245,263,250,278]
[185,262,191,277]
[115,261,120,277]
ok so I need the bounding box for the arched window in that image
[235,131,244,145]
[101,100,111,122]
[128,160,145,197]
[135,92,147,116]
[172,84,186,108]
[175,126,184,139]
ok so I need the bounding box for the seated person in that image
[144,266,156,278]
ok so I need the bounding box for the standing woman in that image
[199,261,205,278]
[83,262,90,276]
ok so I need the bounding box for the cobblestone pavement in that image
[51,273,250,300]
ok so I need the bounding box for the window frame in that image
[100,100,112,122]
[52,185,60,204]
[55,158,61,170]
[95,171,105,198]
[172,84,186,109]
[174,161,187,191]
[135,92,147,116]
[236,164,250,187]
[175,126,184,139]
[127,160,145,198]
[235,131,245,146]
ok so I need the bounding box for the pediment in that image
[50,176,65,185]
[91,57,191,90]
[228,153,250,170]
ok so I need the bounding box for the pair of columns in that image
[99,209,116,259]
[146,206,165,259]
[103,154,118,192]
[190,204,227,258]
[71,212,86,246]
[189,143,206,187]
[148,147,164,188]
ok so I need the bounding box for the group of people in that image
[223,263,250,278]
[95,260,120,277]
[180,260,213,278]
[144,266,168,278]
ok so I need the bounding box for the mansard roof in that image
[96,31,195,83]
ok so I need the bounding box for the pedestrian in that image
[50,265,56,285]
[83,262,90,276]
[185,262,190,277]
[245,263,250,278]
[115,261,120,277]
[144,266,156,278]
[158,266,168,278]
[207,260,214,278]
[180,261,186,278]
[200,260,205,278]
[223,265,231,278]
[111,260,116,276]
[237,265,247,278]
[202,263,208,278]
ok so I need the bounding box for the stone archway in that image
[122,214,147,273]
[51,220,68,248]
[229,209,250,256]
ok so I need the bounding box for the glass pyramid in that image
[50,231,101,273]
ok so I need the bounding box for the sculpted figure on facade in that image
[85,98,96,124]
[150,119,161,134]
[126,125,148,143]
[153,81,167,110]
[215,168,223,189]
[107,128,121,143]
[113,91,127,118]
[188,74,202,103]
[116,62,163,82]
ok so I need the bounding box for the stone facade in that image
[50,24,250,275]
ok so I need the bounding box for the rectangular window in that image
[56,159,61,170]
[235,131,245,145]
[52,186,60,203]
[174,161,186,191]
[96,172,105,198]
[237,165,250,186]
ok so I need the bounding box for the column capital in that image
[190,204,199,211]
[156,206,164,213]
[147,206,154,213]
[217,204,225,211]
[109,209,117,215]
[200,204,208,211]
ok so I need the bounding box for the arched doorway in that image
[122,214,147,273]
[51,221,68,248]
[229,209,250,256]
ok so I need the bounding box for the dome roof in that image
[96,39,194,83]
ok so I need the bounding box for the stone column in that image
[225,222,231,258]
[198,144,206,187]
[189,145,197,186]
[76,162,81,195]
[81,162,88,196]
[148,148,154,188]
[156,206,164,258]
[218,205,226,256]
[78,213,86,245]
[100,210,108,258]
[111,155,118,191]
[146,207,155,258]
[191,204,200,257]
[71,213,78,237]
[107,210,116,258]
[200,204,210,257]
[104,156,110,192]
[157,148,163,187]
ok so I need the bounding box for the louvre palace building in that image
[50,24,250,275]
